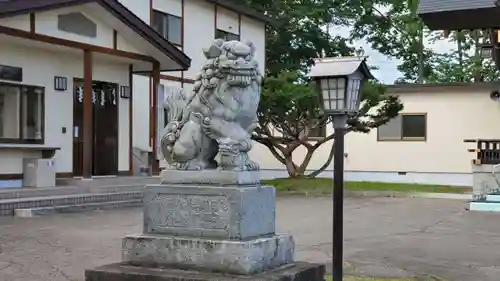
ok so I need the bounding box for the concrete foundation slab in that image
[122,233,295,275]
[143,184,276,240]
[85,261,325,281]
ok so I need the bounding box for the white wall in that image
[153,0,182,17]
[118,0,151,24]
[239,15,266,77]
[0,42,130,175]
[344,89,500,174]
[35,6,114,48]
[250,86,500,186]
[183,0,216,80]
[216,6,239,34]
[0,14,30,31]
[132,75,151,152]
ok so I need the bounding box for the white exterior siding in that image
[132,76,151,152]
[239,15,266,76]
[153,0,182,17]
[183,0,216,80]
[0,14,31,31]
[216,6,239,34]
[344,90,500,173]
[35,6,114,48]
[118,0,151,23]
[0,44,130,174]
[0,0,268,185]
[251,86,500,186]
[114,0,153,155]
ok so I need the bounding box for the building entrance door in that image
[72,78,119,177]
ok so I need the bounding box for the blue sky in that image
[330,25,457,84]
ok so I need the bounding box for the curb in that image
[277,190,472,200]
[345,190,472,200]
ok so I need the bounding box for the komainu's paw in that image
[245,160,259,171]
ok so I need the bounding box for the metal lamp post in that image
[307,57,374,281]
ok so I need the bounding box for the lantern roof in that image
[307,56,375,80]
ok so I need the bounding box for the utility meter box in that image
[23,158,56,188]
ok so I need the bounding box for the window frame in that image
[215,29,240,41]
[152,10,182,47]
[0,82,45,144]
[377,113,427,142]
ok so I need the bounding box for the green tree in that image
[234,0,354,76]
[427,30,500,83]
[252,71,403,178]
[342,0,500,84]
[341,0,435,83]
[233,0,403,177]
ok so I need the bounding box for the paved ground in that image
[0,197,498,281]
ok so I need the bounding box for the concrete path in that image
[0,197,497,281]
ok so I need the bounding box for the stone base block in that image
[85,261,325,281]
[143,184,275,240]
[160,169,260,185]
[122,234,295,275]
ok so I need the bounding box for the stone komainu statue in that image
[160,39,262,171]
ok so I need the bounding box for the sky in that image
[330,26,458,84]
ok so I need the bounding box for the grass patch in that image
[262,178,472,195]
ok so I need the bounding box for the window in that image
[152,10,182,46]
[377,113,427,141]
[57,12,97,38]
[215,29,240,41]
[0,64,22,82]
[0,83,44,143]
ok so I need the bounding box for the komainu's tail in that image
[160,88,189,165]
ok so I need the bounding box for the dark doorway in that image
[73,78,119,177]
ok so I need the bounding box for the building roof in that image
[386,82,500,93]
[205,0,273,24]
[307,57,375,79]
[0,0,191,69]
[418,0,500,30]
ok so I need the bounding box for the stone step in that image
[0,185,86,200]
[14,199,143,217]
[0,191,144,216]
[63,176,160,189]
[469,201,500,212]
[0,184,146,200]
[486,194,500,202]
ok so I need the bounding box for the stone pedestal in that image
[122,233,294,275]
[85,171,325,280]
[86,261,326,281]
[472,164,500,200]
[159,169,261,185]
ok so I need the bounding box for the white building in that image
[252,82,500,187]
[0,0,268,188]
